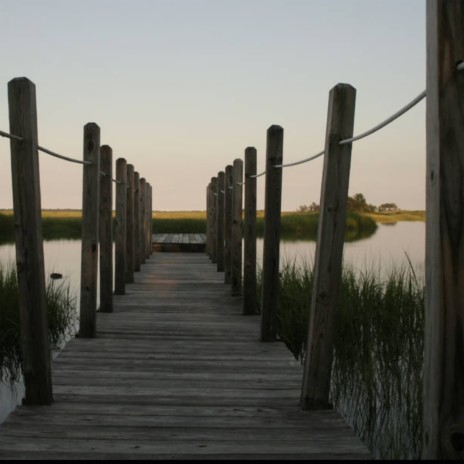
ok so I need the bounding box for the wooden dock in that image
[152,233,206,252]
[0,253,370,460]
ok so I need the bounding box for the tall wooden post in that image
[145,182,151,259]
[205,184,211,257]
[243,147,257,315]
[8,77,52,404]
[139,178,146,265]
[79,123,100,338]
[231,159,243,296]
[216,171,225,272]
[260,126,283,341]
[210,177,218,264]
[300,84,356,409]
[99,145,113,313]
[115,158,127,295]
[423,1,464,459]
[224,166,233,284]
[149,184,153,255]
[206,183,211,257]
[125,164,135,283]
[134,172,141,272]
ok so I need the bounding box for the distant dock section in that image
[152,233,206,252]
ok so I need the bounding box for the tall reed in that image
[257,259,424,460]
[0,264,77,385]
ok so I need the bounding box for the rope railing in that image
[339,90,426,145]
[0,129,23,141]
[38,145,92,165]
[1,131,125,184]
[274,149,325,169]
[241,88,427,181]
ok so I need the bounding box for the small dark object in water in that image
[50,273,63,280]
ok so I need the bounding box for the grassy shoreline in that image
[0,265,77,385]
[257,260,424,460]
[0,209,397,242]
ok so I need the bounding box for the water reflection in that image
[0,221,425,424]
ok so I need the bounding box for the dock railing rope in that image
[205,6,463,457]
[243,88,426,180]
[3,76,154,405]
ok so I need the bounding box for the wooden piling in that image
[134,172,141,272]
[115,158,127,295]
[79,123,101,338]
[206,183,211,257]
[216,171,225,272]
[231,159,243,296]
[210,177,218,264]
[8,77,52,404]
[423,1,464,459]
[300,84,356,410]
[224,165,233,284]
[243,147,257,315]
[125,164,135,283]
[260,126,283,341]
[145,182,151,259]
[99,145,113,312]
[139,178,146,265]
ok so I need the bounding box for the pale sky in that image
[0,0,426,211]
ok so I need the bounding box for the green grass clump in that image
[0,264,77,385]
[256,211,377,241]
[257,259,424,460]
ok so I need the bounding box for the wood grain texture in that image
[423,1,464,459]
[79,123,101,338]
[0,252,370,460]
[209,177,218,264]
[139,177,146,265]
[133,172,141,272]
[224,165,233,284]
[231,159,243,296]
[125,164,135,283]
[115,159,127,295]
[7,77,52,405]
[216,171,225,272]
[152,234,206,252]
[243,147,257,315]
[261,126,283,341]
[300,84,356,410]
[99,145,113,312]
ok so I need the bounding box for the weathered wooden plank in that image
[0,252,370,460]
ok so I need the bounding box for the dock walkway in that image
[0,253,370,460]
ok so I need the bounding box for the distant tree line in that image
[297,193,398,214]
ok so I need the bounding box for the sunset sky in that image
[0,0,426,211]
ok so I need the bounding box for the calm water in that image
[0,221,425,423]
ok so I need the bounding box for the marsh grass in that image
[0,264,77,385]
[257,259,424,460]
[1,210,376,242]
[0,214,82,242]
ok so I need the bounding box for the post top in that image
[267,124,284,132]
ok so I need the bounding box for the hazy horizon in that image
[0,0,426,212]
